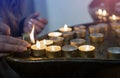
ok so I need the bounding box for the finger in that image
[35,25,42,33]
[38,18,48,24]
[0,43,27,52]
[0,23,10,35]
[0,35,31,47]
[29,12,40,19]
[30,19,45,29]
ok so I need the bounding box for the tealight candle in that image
[90,33,104,43]
[70,38,86,47]
[75,29,86,38]
[62,45,78,58]
[78,45,95,58]
[109,14,120,22]
[89,25,100,34]
[110,22,120,31]
[108,47,120,59]
[46,45,61,58]
[39,39,53,46]
[97,23,108,34]
[115,29,120,37]
[31,41,46,57]
[73,25,86,31]
[49,37,64,46]
[59,24,72,32]
[62,31,75,41]
[48,32,62,38]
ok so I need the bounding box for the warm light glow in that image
[112,15,117,20]
[43,39,47,45]
[102,10,108,16]
[36,40,40,49]
[51,46,55,51]
[98,9,102,15]
[79,45,95,52]
[48,32,62,37]
[30,25,35,43]
[64,24,68,31]
[85,45,90,51]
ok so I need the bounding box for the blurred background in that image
[24,0,93,36]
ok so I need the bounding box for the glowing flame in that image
[98,9,102,15]
[51,46,55,51]
[43,39,47,45]
[64,24,68,31]
[36,40,40,49]
[85,45,90,51]
[112,14,117,20]
[30,25,35,43]
[102,10,108,16]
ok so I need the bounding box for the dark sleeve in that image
[18,17,26,36]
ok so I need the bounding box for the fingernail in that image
[18,47,27,52]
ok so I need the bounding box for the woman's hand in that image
[0,35,31,52]
[24,12,48,34]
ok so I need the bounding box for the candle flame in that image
[30,25,35,43]
[43,39,46,45]
[64,24,68,31]
[51,46,55,51]
[98,9,102,15]
[112,14,117,20]
[85,45,90,51]
[36,40,40,49]
[102,10,108,16]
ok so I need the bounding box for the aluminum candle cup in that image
[39,39,53,46]
[97,23,108,34]
[78,45,95,58]
[62,45,78,58]
[31,44,46,57]
[70,38,86,47]
[73,25,86,31]
[115,29,120,37]
[90,33,104,43]
[89,25,100,34]
[46,45,61,58]
[49,37,64,46]
[110,22,120,31]
[59,26,72,33]
[108,47,120,59]
[62,31,75,41]
[48,32,62,38]
[75,29,86,38]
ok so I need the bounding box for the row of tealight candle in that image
[95,8,120,22]
[22,23,120,59]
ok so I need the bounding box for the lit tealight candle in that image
[109,14,120,22]
[59,24,72,32]
[31,41,46,57]
[39,39,53,46]
[46,45,61,58]
[96,9,103,16]
[79,45,95,58]
[48,32,62,38]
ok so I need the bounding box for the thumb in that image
[0,23,11,35]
